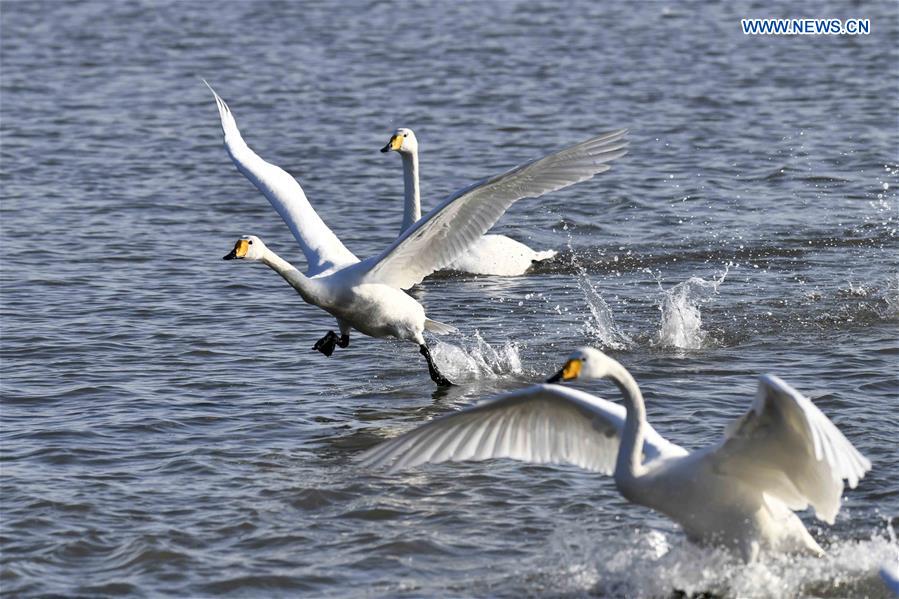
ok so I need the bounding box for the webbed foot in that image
[419,344,454,387]
[313,331,339,357]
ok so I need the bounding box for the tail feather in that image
[531,249,557,263]
[424,318,458,335]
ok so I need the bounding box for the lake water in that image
[1,1,897,597]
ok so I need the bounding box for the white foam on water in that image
[431,331,523,381]
[541,527,898,598]
[655,269,728,350]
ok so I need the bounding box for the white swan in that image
[206,83,627,385]
[360,347,871,559]
[382,128,559,276]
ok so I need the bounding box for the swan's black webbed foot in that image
[313,331,339,357]
[419,344,454,387]
[337,334,350,349]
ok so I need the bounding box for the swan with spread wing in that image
[206,84,627,385]
[381,128,557,276]
[360,347,870,559]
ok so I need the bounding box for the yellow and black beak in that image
[546,358,582,383]
[223,238,249,260]
[380,134,403,153]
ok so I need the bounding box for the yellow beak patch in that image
[561,359,582,380]
[389,134,403,151]
[234,238,249,258]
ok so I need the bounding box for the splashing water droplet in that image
[576,272,632,350]
[558,231,632,350]
[656,270,727,350]
[432,331,522,381]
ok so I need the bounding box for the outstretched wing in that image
[358,383,685,474]
[206,82,359,276]
[712,375,871,524]
[361,130,628,289]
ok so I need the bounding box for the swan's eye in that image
[248,240,254,245]
[403,133,408,138]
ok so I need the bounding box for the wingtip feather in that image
[202,81,241,140]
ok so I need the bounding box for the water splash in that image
[431,331,522,381]
[541,527,897,598]
[883,273,899,319]
[655,269,728,350]
[575,271,633,350]
[881,520,899,594]
[566,232,632,350]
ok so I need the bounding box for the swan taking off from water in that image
[360,348,870,559]
[382,128,559,276]
[206,83,627,385]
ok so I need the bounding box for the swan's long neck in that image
[610,362,648,482]
[399,149,421,234]
[260,248,319,304]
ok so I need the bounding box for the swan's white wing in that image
[712,375,871,524]
[358,383,685,474]
[206,83,359,276]
[361,130,628,289]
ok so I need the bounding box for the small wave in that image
[338,507,408,521]
[75,581,139,596]
[202,574,316,595]
[529,231,893,278]
[655,270,727,350]
[432,331,522,381]
[289,488,356,511]
[370,538,454,556]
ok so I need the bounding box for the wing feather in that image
[205,82,358,276]
[361,130,628,289]
[358,384,685,475]
[712,375,871,524]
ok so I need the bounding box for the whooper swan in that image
[360,347,870,559]
[207,84,627,385]
[382,128,557,276]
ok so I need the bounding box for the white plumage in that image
[206,83,627,384]
[381,128,566,276]
[360,347,871,559]
[359,383,684,474]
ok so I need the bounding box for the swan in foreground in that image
[360,347,871,559]
[382,128,558,276]
[206,84,627,385]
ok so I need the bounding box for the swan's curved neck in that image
[399,149,421,234]
[609,362,648,482]
[260,248,318,303]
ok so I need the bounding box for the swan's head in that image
[546,347,618,383]
[380,128,418,155]
[223,235,267,261]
